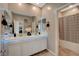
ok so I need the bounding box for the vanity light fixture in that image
[1,15,7,26]
[47,6,51,10]
[9,24,13,27]
[46,21,50,27]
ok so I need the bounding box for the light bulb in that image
[47,6,51,10]
[32,6,36,10]
[36,3,39,4]
[18,3,22,6]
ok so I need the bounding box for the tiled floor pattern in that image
[33,47,79,56]
[59,47,79,56]
[32,50,53,56]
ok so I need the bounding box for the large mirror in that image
[1,9,46,37]
[12,14,35,34]
[12,12,36,36]
[1,10,36,36]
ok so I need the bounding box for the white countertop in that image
[1,32,48,44]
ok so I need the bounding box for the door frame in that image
[56,3,79,55]
[55,3,72,56]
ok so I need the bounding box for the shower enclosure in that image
[59,4,79,55]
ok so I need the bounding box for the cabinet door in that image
[0,44,1,56]
[40,38,47,50]
[32,39,47,53]
[21,42,33,56]
[22,39,47,56]
[8,43,21,56]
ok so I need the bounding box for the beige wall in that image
[0,3,8,9]
[42,3,66,55]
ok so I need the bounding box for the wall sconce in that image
[36,25,38,28]
[19,30,22,33]
[19,27,22,33]
[46,21,50,27]
[14,33,16,37]
[1,15,7,26]
[9,24,13,27]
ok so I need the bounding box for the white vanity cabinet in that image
[7,35,47,56]
[8,43,22,56]
[21,39,47,56]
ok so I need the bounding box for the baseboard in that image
[60,40,79,53]
[47,49,56,56]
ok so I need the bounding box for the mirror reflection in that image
[1,10,46,37]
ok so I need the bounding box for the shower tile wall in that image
[60,13,79,43]
[59,17,64,40]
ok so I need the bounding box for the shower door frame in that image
[56,3,72,56]
[57,3,79,56]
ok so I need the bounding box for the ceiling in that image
[31,3,46,8]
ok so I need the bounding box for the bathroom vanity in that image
[0,8,47,56]
[3,33,48,56]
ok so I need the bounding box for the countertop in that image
[0,32,48,44]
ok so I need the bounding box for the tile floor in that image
[32,50,53,56]
[32,47,79,56]
[59,47,79,56]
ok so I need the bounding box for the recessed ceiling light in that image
[32,6,36,10]
[69,5,73,8]
[36,3,39,4]
[47,6,51,10]
[18,3,22,6]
